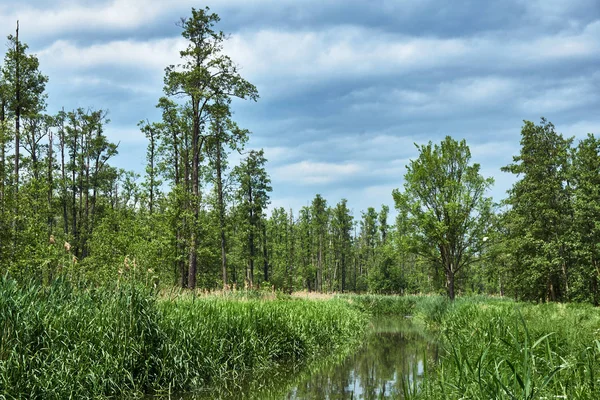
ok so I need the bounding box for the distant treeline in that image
[0,9,598,303]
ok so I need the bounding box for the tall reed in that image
[406,297,600,399]
[0,277,367,398]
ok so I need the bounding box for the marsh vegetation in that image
[0,4,599,400]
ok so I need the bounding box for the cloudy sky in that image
[1,0,599,217]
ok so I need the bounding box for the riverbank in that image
[0,278,367,399]
[3,280,599,399]
[343,294,600,399]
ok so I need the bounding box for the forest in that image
[1,9,598,304]
[1,6,599,399]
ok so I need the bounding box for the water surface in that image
[284,318,436,399]
[169,317,436,399]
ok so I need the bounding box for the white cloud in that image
[273,160,362,184]
[221,22,600,98]
[38,38,183,71]
[0,0,173,37]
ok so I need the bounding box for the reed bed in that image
[340,294,600,399]
[0,277,367,399]
[398,297,600,399]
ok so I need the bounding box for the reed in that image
[0,277,367,399]
[406,297,600,399]
[339,293,600,399]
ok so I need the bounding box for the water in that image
[167,318,436,399]
[284,318,437,399]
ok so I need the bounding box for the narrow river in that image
[284,318,437,399]
[170,317,437,399]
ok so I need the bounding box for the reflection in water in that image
[285,318,436,399]
[163,318,436,400]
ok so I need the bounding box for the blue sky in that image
[1,0,599,217]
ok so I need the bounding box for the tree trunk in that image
[82,133,90,258]
[47,124,53,233]
[188,99,201,290]
[71,118,77,248]
[263,222,268,282]
[318,235,323,292]
[287,210,294,294]
[180,127,190,288]
[446,269,456,300]
[170,117,186,288]
[248,179,254,288]
[148,125,155,215]
[14,21,20,197]
[12,22,20,240]
[215,133,227,288]
[77,125,84,258]
[0,96,5,208]
[59,114,68,235]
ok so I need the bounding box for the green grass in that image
[4,279,598,399]
[403,297,600,399]
[338,293,600,399]
[0,277,367,399]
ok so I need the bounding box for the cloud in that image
[38,38,183,72]
[222,23,600,96]
[273,161,362,185]
[1,0,597,219]
[519,74,600,114]
[0,0,187,38]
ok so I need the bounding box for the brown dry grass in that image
[290,291,336,300]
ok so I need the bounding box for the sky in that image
[1,0,599,218]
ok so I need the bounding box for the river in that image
[166,317,436,399]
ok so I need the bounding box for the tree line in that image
[0,9,598,303]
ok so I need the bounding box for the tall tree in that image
[311,194,328,292]
[140,120,163,215]
[0,74,8,207]
[393,136,494,300]
[332,199,353,292]
[2,22,48,195]
[233,149,271,287]
[206,101,249,288]
[569,134,599,303]
[502,119,573,301]
[162,7,258,288]
[378,205,389,244]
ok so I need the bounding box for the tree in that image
[352,207,378,291]
[162,7,258,288]
[311,194,328,292]
[393,136,494,300]
[205,100,249,288]
[0,73,8,207]
[331,199,353,292]
[569,134,600,303]
[233,149,271,287]
[2,22,48,195]
[378,205,389,244]
[139,120,162,215]
[501,119,573,301]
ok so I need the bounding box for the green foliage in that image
[2,8,600,311]
[0,277,162,399]
[0,277,367,398]
[571,134,600,304]
[403,296,600,399]
[339,293,419,316]
[393,136,494,299]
